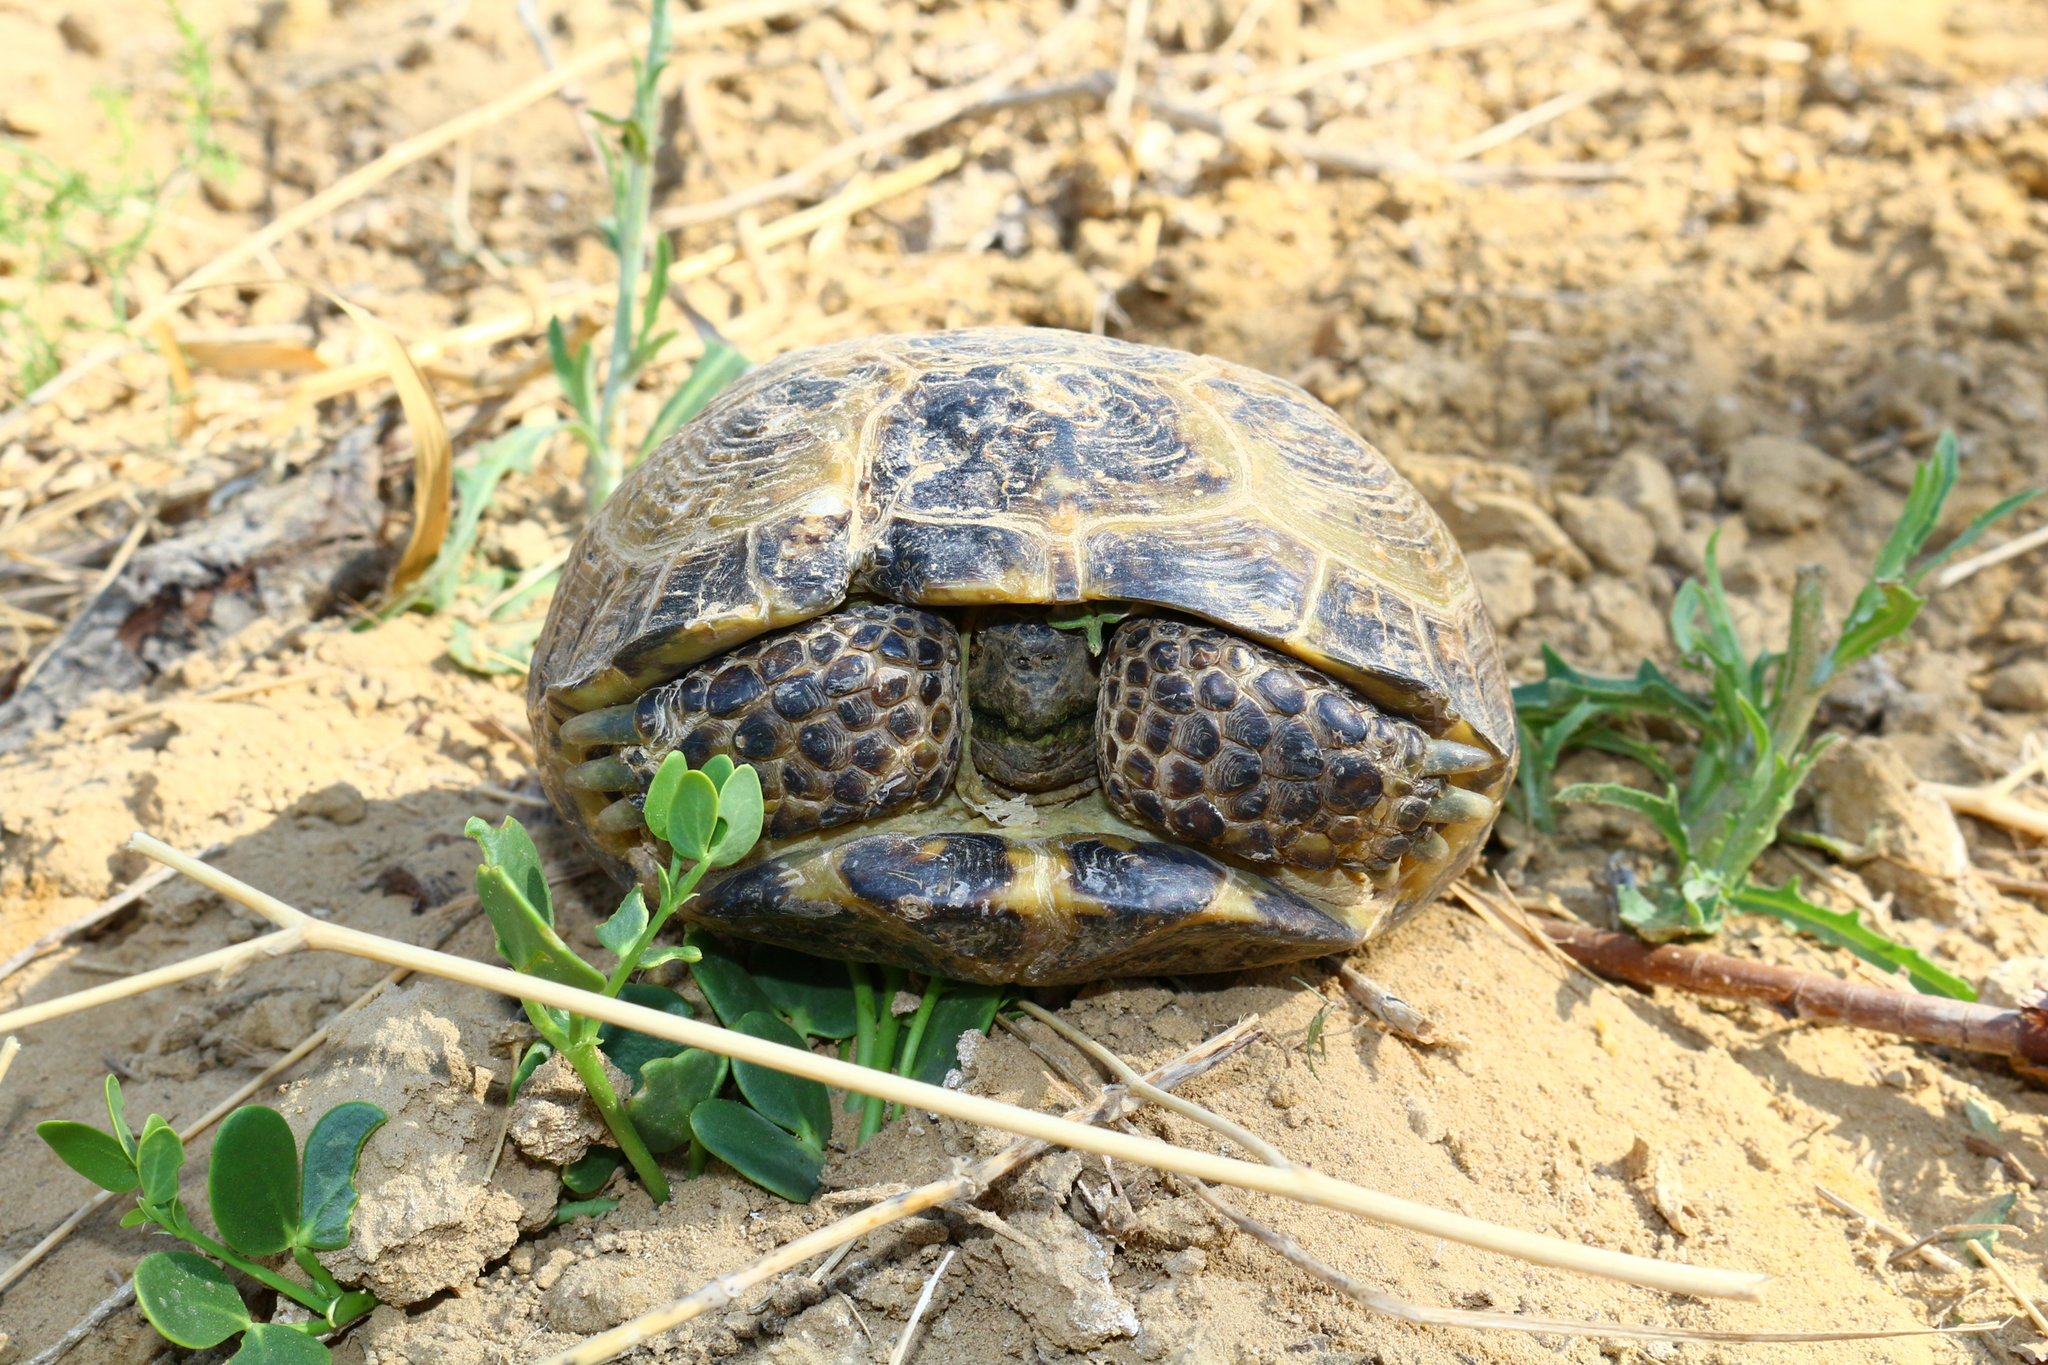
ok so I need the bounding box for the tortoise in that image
[528,327,1516,986]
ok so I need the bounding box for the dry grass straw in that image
[886,1248,954,1365]
[535,1018,1266,1365]
[0,1034,18,1092]
[0,0,831,443]
[1039,1007,1983,1346]
[1814,1185,1967,1273]
[0,831,1771,1301]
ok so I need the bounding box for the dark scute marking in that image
[836,695,878,730]
[1273,782,1321,824]
[1253,669,1306,716]
[679,728,715,767]
[1066,838,1224,921]
[808,635,842,664]
[840,833,1016,911]
[916,767,952,804]
[916,636,944,668]
[931,705,953,739]
[1081,519,1313,637]
[1146,639,1181,671]
[1224,787,1269,820]
[1323,753,1384,812]
[833,770,873,805]
[1229,823,1275,860]
[886,705,922,742]
[693,864,843,925]
[1114,710,1139,742]
[850,621,884,649]
[1212,746,1263,794]
[779,763,816,799]
[872,669,912,706]
[857,518,1046,602]
[1150,674,1196,715]
[1174,713,1221,762]
[705,666,764,718]
[1168,799,1227,842]
[757,639,806,683]
[1223,704,1271,750]
[798,723,843,768]
[822,654,870,696]
[879,631,912,662]
[874,772,918,807]
[771,677,825,720]
[1132,789,1166,824]
[1142,712,1175,756]
[1310,567,1452,731]
[1121,750,1157,785]
[1267,720,1325,779]
[851,733,893,775]
[1163,758,1207,800]
[1197,670,1237,710]
[733,713,783,760]
[1313,692,1370,744]
[612,536,752,682]
[1124,659,1149,686]
[919,671,943,705]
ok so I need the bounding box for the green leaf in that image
[1953,1191,2018,1251]
[120,1208,150,1228]
[1045,602,1131,655]
[511,1041,553,1101]
[643,753,689,847]
[706,765,764,867]
[562,1146,623,1196]
[209,1107,299,1256]
[132,1251,250,1349]
[667,769,720,860]
[466,817,607,994]
[1913,489,2037,586]
[910,981,1004,1087]
[637,943,702,968]
[1830,581,1923,676]
[641,234,672,340]
[689,1100,824,1202]
[731,1011,833,1150]
[1730,880,1975,999]
[639,340,751,458]
[397,422,559,616]
[553,1196,620,1225]
[597,983,694,1085]
[1965,1097,2003,1139]
[37,1121,139,1193]
[685,933,777,1026]
[1555,782,1691,862]
[138,1121,186,1209]
[106,1074,137,1160]
[628,1048,728,1153]
[597,888,649,959]
[230,1322,331,1365]
[749,946,859,1038]
[298,1101,385,1250]
[700,754,736,791]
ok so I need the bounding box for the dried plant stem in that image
[1814,1186,1967,1274]
[0,927,306,1032]
[66,833,1764,1301]
[1015,1000,1290,1167]
[1887,1226,2024,1266]
[19,1279,136,1365]
[291,147,965,409]
[886,1247,955,1365]
[653,0,1097,229]
[1538,918,2048,1064]
[1323,959,1439,1043]
[1969,1241,2048,1336]
[1927,782,2048,839]
[0,1035,17,1092]
[11,511,152,694]
[0,0,831,443]
[1933,520,2048,591]
[535,1019,1266,1365]
[1439,77,1623,161]
[1107,0,1150,136]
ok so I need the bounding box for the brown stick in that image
[1538,919,2043,1064]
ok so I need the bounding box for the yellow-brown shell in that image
[530,327,1516,876]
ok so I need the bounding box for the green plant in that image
[1513,434,2033,998]
[38,1078,383,1363]
[470,756,1003,1204]
[544,0,751,511]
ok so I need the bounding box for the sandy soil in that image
[5,0,2048,1362]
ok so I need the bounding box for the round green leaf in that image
[597,983,694,1086]
[562,1145,624,1196]
[699,754,736,791]
[666,769,720,860]
[706,765,763,867]
[299,1101,385,1251]
[731,1012,832,1150]
[689,1100,823,1202]
[138,1122,186,1208]
[133,1251,250,1348]
[748,947,858,1039]
[685,934,776,1026]
[37,1121,138,1193]
[627,1048,728,1153]
[230,1321,331,1365]
[554,1196,620,1225]
[595,887,649,958]
[643,753,688,840]
[209,1107,299,1257]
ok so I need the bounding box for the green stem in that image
[164,1217,330,1315]
[564,1041,671,1205]
[847,962,877,1071]
[891,979,946,1120]
[291,1246,345,1302]
[859,968,907,1143]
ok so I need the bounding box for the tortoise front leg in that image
[561,604,963,841]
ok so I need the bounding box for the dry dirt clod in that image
[1465,546,1537,631]
[995,1206,1141,1351]
[292,780,368,824]
[1719,434,1851,535]
[510,1050,627,1166]
[1983,659,2048,713]
[1553,493,1655,578]
[1809,735,1997,924]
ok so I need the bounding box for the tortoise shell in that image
[529,327,1517,967]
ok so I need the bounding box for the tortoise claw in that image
[595,798,646,833]
[561,704,640,745]
[1421,739,1492,776]
[1424,785,1494,825]
[566,756,641,791]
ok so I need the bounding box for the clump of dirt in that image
[5,0,2048,1362]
